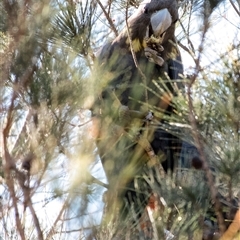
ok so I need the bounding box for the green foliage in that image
[0,0,240,239]
[52,1,97,57]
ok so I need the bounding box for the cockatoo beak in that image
[150,8,172,37]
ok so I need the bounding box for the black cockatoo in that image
[91,0,183,227]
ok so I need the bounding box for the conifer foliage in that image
[0,0,240,239]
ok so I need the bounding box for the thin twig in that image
[177,41,198,66]
[2,93,26,240]
[66,119,92,128]
[91,175,109,189]
[28,199,44,240]
[178,20,195,55]
[16,170,44,240]
[55,225,100,234]
[96,0,118,37]
[229,0,240,17]
[125,1,148,108]
[187,17,226,235]
[186,1,195,54]
[46,199,69,240]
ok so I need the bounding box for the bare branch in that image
[28,199,44,240]
[46,199,69,240]
[96,0,118,37]
[91,175,109,189]
[186,19,226,235]
[2,94,26,240]
[229,0,240,17]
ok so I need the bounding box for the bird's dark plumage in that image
[92,0,183,225]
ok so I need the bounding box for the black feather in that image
[93,0,183,226]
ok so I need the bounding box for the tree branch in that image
[96,0,118,37]
[229,0,240,17]
[46,198,69,240]
[2,93,26,240]
[186,18,226,235]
